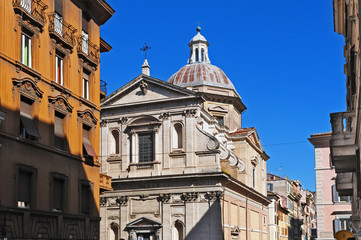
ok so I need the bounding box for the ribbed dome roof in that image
[168,63,235,90]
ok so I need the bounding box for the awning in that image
[20,116,40,138]
[83,135,96,157]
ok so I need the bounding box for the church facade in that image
[99,28,270,240]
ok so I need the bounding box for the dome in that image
[168,27,236,91]
[168,63,235,90]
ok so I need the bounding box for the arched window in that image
[110,130,119,155]
[252,167,256,188]
[110,223,118,240]
[173,221,184,240]
[201,48,204,61]
[172,123,183,149]
[195,48,199,62]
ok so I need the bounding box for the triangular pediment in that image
[101,74,200,108]
[126,217,162,229]
[208,105,228,113]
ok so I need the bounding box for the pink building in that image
[309,132,352,239]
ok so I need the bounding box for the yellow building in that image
[0,0,113,239]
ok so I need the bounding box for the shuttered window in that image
[83,126,96,157]
[83,71,89,100]
[18,170,32,208]
[20,97,40,139]
[55,54,63,85]
[54,112,65,150]
[138,133,153,162]
[53,178,64,211]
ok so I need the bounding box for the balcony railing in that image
[48,12,77,48]
[13,0,48,27]
[336,172,353,196]
[100,80,107,94]
[330,111,357,173]
[76,35,100,65]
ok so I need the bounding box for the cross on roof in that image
[140,43,151,59]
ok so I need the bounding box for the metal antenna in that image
[140,43,151,59]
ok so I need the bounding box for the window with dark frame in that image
[18,169,32,208]
[52,177,64,212]
[111,130,120,155]
[216,116,224,126]
[138,133,154,163]
[20,96,40,140]
[81,183,91,215]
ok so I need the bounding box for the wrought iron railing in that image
[100,80,107,95]
[13,0,48,24]
[48,12,77,47]
[76,35,100,64]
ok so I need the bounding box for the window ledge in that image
[15,61,42,80]
[51,81,72,96]
[79,96,97,110]
[129,161,160,170]
[169,150,185,157]
[107,155,122,161]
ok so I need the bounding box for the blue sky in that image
[100,0,346,191]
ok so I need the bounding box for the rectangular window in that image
[81,13,89,55]
[54,0,63,37]
[80,183,91,214]
[21,32,32,67]
[53,177,64,212]
[18,169,32,208]
[54,112,65,150]
[20,96,40,140]
[138,133,154,162]
[216,116,224,126]
[55,54,64,85]
[83,125,96,161]
[267,183,273,191]
[333,184,351,202]
[83,71,89,100]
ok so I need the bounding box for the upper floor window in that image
[54,111,66,150]
[267,183,273,191]
[216,116,224,126]
[334,218,351,234]
[83,71,89,100]
[54,0,63,36]
[55,53,64,85]
[333,184,351,203]
[21,31,32,67]
[138,133,154,163]
[172,123,183,149]
[252,167,256,188]
[81,13,89,55]
[83,124,96,164]
[80,181,92,215]
[20,96,40,140]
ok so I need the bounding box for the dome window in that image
[195,48,199,62]
[201,48,204,62]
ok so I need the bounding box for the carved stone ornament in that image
[48,95,73,113]
[184,109,197,117]
[157,193,171,202]
[159,112,170,120]
[116,196,129,205]
[120,117,128,124]
[77,109,98,124]
[139,80,148,95]
[181,192,199,202]
[219,146,230,160]
[204,191,223,201]
[12,77,44,98]
[100,119,108,127]
[100,197,108,206]
[237,158,246,172]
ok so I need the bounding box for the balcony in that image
[13,0,48,30]
[336,172,353,196]
[76,35,100,66]
[100,80,107,101]
[100,173,112,191]
[48,12,77,50]
[330,111,357,173]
